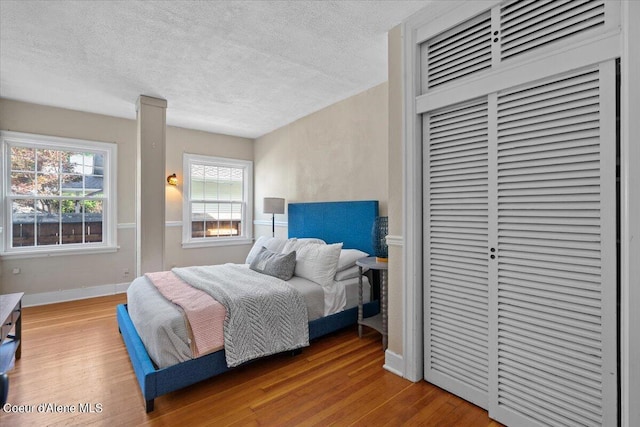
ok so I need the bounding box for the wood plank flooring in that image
[0,294,501,426]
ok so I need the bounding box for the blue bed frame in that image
[117,200,380,412]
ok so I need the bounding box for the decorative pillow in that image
[282,238,326,254]
[245,236,289,264]
[334,265,366,281]
[336,249,369,272]
[294,242,343,288]
[249,247,297,281]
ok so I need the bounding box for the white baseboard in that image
[383,349,406,378]
[22,282,130,307]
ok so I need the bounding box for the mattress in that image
[127,270,370,369]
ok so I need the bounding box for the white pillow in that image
[282,237,326,254]
[245,236,289,264]
[294,242,343,288]
[265,237,290,254]
[336,249,369,272]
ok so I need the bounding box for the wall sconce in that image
[167,173,178,186]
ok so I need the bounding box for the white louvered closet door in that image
[490,63,617,427]
[418,0,621,425]
[423,98,490,409]
[423,62,617,426]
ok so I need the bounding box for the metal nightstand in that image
[356,257,388,350]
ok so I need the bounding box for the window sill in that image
[0,245,119,260]
[182,237,253,249]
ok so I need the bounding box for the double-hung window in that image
[0,131,117,257]
[182,153,253,248]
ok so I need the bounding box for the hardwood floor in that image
[1,294,501,426]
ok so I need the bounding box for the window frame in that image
[182,153,253,248]
[0,131,118,258]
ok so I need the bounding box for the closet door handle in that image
[490,247,496,260]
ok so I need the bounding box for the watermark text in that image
[3,402,103,414]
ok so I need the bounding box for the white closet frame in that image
[401,1,640,426]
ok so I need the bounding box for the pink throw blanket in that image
[146,271,226,357]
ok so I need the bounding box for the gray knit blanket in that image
[173,264,309,367]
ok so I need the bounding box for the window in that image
[0,131,117,257]
[182,153,253,248]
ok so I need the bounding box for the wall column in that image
[136,95,167,275]
[385,24,406,376]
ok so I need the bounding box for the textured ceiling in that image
[0,0,430,138]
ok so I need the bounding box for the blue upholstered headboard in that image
[288,200,379,255]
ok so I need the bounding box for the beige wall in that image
[253,81,397,348]
[1,75,394,317]
[254,83,389,240]
[164,126,254,268]
[0,99,138,299]
[0,98,254,302]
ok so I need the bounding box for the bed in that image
[116,200,381,412]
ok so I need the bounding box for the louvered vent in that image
[500,0,606,60]
[425,98,490,403]
[496,68,607,426]
[423,12,492,90]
